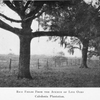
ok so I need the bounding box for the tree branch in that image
[12,1,25,16]
[23,1,31,12]
[25,9,44,21]
[32,31,78,38]
[0,19,21,35]
[0,13,22,23]
[3,1,21,16]
[34,9,45,19]
[26,2,44,19]
[71,46,81,50]
[12,1,20,10]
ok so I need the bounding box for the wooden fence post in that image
[74,59,76,66]
[70,59,72,65]
[9,59,12,71]
[78,59,79,65]
[78,59,81,65]
[55,59,56,67]
[47,59,49,69]
[66,58,68,66]
[37,59,40,69]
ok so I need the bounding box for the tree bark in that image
[18,35,32,79]
[80,40,89,68]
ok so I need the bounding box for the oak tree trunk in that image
[80,40,89,68]
[18,35,32,79]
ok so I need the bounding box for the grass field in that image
[0,54,100,87]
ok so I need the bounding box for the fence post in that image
[9,59,12,71]
[78,59,81,65]
[55,59,56,67]
[74,59,76,66]
[88,58,91,65]
[47,59,49,69]
[70,59,72,65]
[66,58,68,66]
[37,59,40,69]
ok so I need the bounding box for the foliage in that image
[65,37,82,55]
[38,0,100,57]
[88,37,100,58]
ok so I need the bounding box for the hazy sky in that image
[0,3,82,57]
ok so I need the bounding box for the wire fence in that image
[0,57,100,72]
[30,57,100,70]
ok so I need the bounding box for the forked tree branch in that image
[0,19,21,35]
[23,1,31,12]
[0,13,22,23]
[3,1,20,16]
[26,9,44,21]
[34,8,45,19]
[26,2,44,19]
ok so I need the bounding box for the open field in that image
[0,54,100,87]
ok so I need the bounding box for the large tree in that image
[1,0,46,79]
[38,0,100,68]
[0,0,76,79]
[69,0,100,68]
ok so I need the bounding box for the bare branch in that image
[32,31,78,38]
[0,19,21,35]
[32,30,100,39]
[23,1,31,12]
[0,13,22,23]
[26,2,44,19]
[12,1,20,9]
[12,1,25,16]
[34,9,45,19]
[25,9,44,21]
[3,1,21,16]
[71,46,81,50]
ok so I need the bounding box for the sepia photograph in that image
[0,0,100,100]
